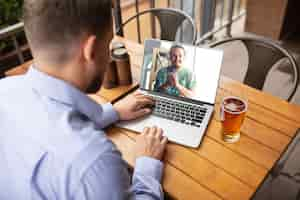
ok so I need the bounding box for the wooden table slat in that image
[117,128,253,200]
[206,121,280,169]
[123,127,267,189]
[108,128,222,200]
[192,138,268,188]
[217,89,299,137]
[97,83,139,103]
[241,118,291,152]
[219,76,300,124]
[88,94,109,104]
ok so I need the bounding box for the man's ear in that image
[82,35,97,63]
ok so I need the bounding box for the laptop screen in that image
[140,39,223,104]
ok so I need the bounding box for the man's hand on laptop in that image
[135,126,168,161]
[113,90,155,121]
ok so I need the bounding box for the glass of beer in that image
[220,96,248,143]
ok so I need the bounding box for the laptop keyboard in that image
[152,96,207,127]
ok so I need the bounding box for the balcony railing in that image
[114,0,246,44]
[198,0,246,44]
[0,22,26,64]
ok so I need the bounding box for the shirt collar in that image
[168,65,177,72]
[25,65,104,126]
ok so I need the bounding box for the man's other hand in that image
[135,126,168,161]
[113,90,155,121]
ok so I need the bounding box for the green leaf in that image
[0,0,23,26]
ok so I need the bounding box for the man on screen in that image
[153,44,196,98]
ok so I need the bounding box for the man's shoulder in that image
[0,75,26,90]
[180,67,192,74]
[0,75,30,105]
[0,75,28,98]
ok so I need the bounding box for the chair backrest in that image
[209,37,300,102]
[118,8,197,44]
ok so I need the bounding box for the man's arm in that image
[73,154,164,200]
[98,103,120,128]
[96,89,154,129]
[113,91,154,121]
[73,128,167,200]
[131,157,164,199]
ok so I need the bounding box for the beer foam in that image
[222,96,247,114]
[225,102,239,112]
[224,98,246,112]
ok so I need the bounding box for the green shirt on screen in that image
[153,66,196,96]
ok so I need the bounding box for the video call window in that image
[141,40,223,104]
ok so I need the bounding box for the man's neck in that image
[171,65,181,71]
[33,60,86,92]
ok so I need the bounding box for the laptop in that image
[117,39,223,148]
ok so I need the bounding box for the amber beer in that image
[220,96,247,143]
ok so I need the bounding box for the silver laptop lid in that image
[140,39,223,105]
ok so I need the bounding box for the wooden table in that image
[5,37,300,200]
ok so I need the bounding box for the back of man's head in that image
[23,0,112,63]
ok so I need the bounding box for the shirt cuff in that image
[101,103,120,127]
[134,156,163,182]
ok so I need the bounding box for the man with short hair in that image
[0,0,167,199]
[154,44,196,98]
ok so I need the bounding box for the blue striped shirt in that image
[0,66,163,200]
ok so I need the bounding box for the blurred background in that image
[1,0,300,104]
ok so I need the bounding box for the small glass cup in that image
[220,96,248,143]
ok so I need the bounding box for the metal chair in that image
[116,8,197,44]
[209,37,300,102]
